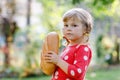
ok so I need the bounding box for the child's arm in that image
[44,51,69,74]
[66,46,92,79]
[56,56,69,74]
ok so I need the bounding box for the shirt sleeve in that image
[67,46,92,79]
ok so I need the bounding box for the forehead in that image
[63,17,81,24]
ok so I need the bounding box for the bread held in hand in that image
[40,32,59,75]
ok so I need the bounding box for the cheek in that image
[74,29,84,36]
[62,28,66,35]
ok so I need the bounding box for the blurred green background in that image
[0,0,120,80]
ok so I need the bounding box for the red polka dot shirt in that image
[51,44,92,80]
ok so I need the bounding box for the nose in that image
[66,26,72,31]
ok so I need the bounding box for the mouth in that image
[66,32,71,34]
[66,33,73,37]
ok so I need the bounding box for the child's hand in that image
[44,51,60,65]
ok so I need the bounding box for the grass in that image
[1,65,120,80]
[0,77,41,80]
[86,67,120,80]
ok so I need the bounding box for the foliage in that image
[72,0,84,4]
[92,0,115,6]
[95,34,120,64]
[38,0,73,33]
[72,0,120,20]
[72,0,115,7]
[92,0,120,19]
[21,35,41,77]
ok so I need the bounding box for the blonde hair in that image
[62,8,93,35]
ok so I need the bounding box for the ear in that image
[82,25,87,35]
[84,33,89,36]
[83,23,91,35]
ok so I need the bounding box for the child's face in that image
[62,18,85,43]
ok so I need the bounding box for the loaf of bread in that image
[40,32,59,75]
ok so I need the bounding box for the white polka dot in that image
[55,71,58,75]
[70,70,75,76]
[84,47,89,52]
[85,66,87,70]
[77,68,82,73]
[64,56,69,60]
[55,75,58,79]
[84,56,88,60]
[74,60,77,64]
[66,78,70,80]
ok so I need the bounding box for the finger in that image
[44,56,53,62]
[44,53,52,57]
[47,51,55,54]
[44,55,51,60]
[45,59,52,63]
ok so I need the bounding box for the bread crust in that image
[40,32,59,75]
